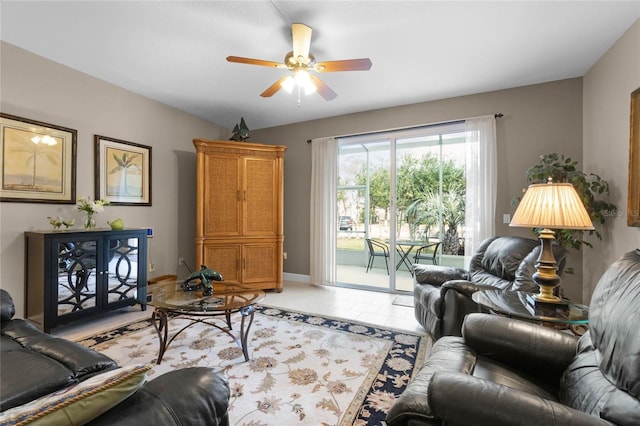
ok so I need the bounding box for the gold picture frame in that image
[95,135,152,206]
[0,113,77,203]
[629,88,640,227]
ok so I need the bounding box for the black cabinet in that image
[25,229,148,332]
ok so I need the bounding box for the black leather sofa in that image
[387,249,640,426]
[0,289,230,425]
[414,236,567,339]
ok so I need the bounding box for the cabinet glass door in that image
[105,235,141,305]
[56,237,100,316]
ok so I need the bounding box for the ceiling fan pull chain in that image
[297,86,302,107]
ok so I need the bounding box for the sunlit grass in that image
[337,236,365,250]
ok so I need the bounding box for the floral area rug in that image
[79,305,427,425]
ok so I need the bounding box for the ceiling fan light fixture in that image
[303,80,317,95]
[293,69,316,95]
[281,75,295,93]
[293,68,310,85]
[227,23,370,101]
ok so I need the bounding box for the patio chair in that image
[365,238,390,274]
[413,242,441,265]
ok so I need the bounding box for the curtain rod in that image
[306,113,503,143]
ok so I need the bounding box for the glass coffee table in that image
[147,281,265,364]
[472,290,589,334]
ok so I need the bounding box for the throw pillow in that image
[0,363,151,426]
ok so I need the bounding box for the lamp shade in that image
[510,182,594,230]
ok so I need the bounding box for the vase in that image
[84,213,96,229]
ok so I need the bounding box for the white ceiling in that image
[1,1,639,130]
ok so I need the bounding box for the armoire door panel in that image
[243,244,277,283]
[244,157,278,236]
[202,244,241,284]
[203,154,242,237]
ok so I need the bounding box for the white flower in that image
[77,196,109,214]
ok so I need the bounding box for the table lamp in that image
[510,179,594,304]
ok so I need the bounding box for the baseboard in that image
[284,272,311,283]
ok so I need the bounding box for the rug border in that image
[259,303,427,337]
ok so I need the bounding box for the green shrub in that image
[516,153,617,251]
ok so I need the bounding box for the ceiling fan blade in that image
[227,56,285,68]
[310,75,337,100]
[260,76,289,97]
[292,23,312,61]
[315,58,372,72]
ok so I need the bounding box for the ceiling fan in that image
[227,23,372,101]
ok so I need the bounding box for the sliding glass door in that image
[337,140,392,290]
[336,123,467,293]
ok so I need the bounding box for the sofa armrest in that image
[441,280,499,298]
[386,337,476,426]
[437,281,497,337]
[428,372,614,426]
[463,313,578,381]
[414,265,469,286]
[87,367,230,426]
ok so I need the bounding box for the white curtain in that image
[464,115,497,264]
[310,137,337,285]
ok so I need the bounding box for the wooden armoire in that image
[193,139,286,292]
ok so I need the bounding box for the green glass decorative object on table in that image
[229,117,250,141]
[108,218,124,230]
[47,216,63,230]
[183,265,224,296]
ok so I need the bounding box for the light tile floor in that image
[55,281,427,341]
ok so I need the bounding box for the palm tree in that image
[439,189,465,255]
[109,152,141,195]
[406,186,465,255]
[7,135,60,189]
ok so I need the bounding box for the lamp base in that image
[532,228,563,303]
[526,293,569,317]
[526,293,569,308]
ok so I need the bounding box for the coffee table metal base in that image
[151,305,256,364]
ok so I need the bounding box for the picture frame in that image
[0,113,77,203]
[629,87,640,227]
[95,135,152,206]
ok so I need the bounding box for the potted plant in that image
[515,153,617,251]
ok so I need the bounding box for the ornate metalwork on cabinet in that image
[24,229,148,332]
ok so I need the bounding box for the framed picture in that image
[0,113,77,203]
[95,135,151,206]
[629,87,640,227]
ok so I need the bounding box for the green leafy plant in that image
[407,185,465,255]
[515,153,617,250]
[230,117,250,141]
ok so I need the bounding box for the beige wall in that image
[5,18,635,315]
[252,78,588,301]
[0,42,230,317]
[582,19,640,303]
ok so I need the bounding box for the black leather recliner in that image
[0,289,231,425]
[413,236,567,339]
[387,249,640,426]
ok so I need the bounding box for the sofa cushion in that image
[2,319,116,380]
[588,249,640,397]
[0,290,15,322]
[0,345,77,411]
[560,249,640,426]
[475,237,539,283]
[0,364,151,426]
